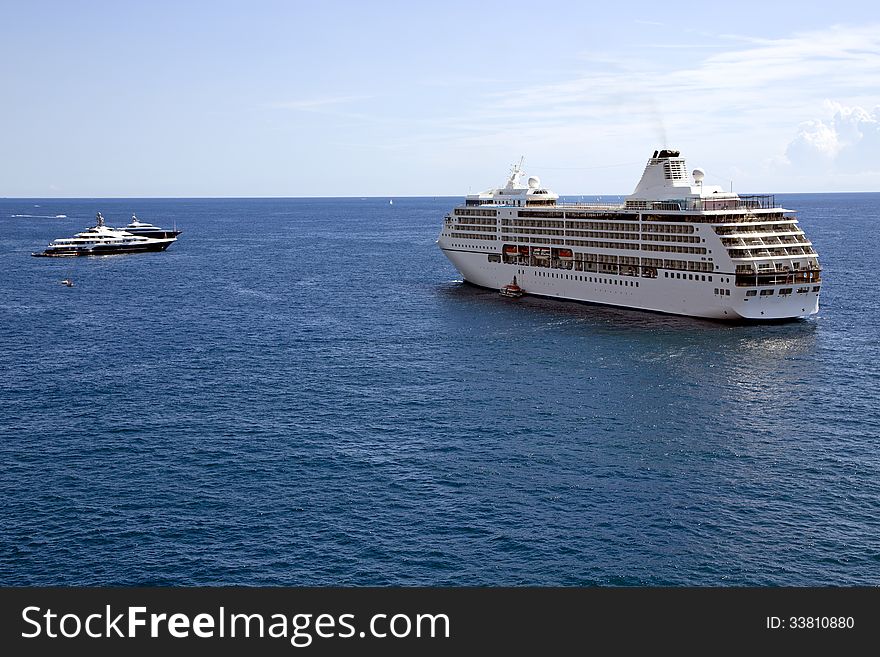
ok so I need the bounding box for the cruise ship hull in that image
[442,248,819,321]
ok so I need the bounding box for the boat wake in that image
[11,214,67,218]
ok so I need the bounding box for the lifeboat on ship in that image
[503,245,519,257]
[518,246,530,256]
[557,249,573,260]
[533,248,550,260]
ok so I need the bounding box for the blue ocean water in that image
[0,194,878,586]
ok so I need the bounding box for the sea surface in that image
[0,194,878,586]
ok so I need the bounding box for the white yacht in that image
[32,212,178,257]
[437,150,820,321]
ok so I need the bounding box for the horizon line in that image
[3,190,879,200]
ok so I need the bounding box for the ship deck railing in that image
[555,194,778,212]
[556,202,625,210]
[691,194,777,211]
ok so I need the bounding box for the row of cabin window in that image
[452,217,497,225]
[447,242,495,249]
[664,272,714,282]
[713,224,799,235]
[566,221,640,231]
[455,201,498,217]
[535,271,640,287]
[566,231,640,240]
[499,228,703,244]
[500,220,688,234]
[500,227,565,235]
[448,233,498,241]
[451,224,496,232]
[565,239,641,250]
[642,223,695,234]
[743,286,820,297]
[500,236,708,255]
[642,244,707,254]
[642,234,702,243]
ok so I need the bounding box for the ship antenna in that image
[508,156,525,188]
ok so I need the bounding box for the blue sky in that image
[1,0,878,196]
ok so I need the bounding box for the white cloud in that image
[267,95,369,111]
[786,102,880,173]
[417,24,880,192]
[787,120,840,162]
[259,24,880,193]
[476,24,880,136]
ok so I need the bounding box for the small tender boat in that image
[61,278,74,287]
[500,277,524,298]
[500,284,523,298]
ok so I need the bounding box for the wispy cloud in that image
[267,95,370,111]
[637,44,730,49]
[415,75,508,88]
[257,24,880,192]
[482,24,880,121]
[363,23,880,191]
[403,25,880,153]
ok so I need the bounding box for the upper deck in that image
[457,198,792,227]
[461,150,789,221]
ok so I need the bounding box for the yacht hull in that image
[32,240,175,257]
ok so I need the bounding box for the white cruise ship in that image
[437,150,820,321]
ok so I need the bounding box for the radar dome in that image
[527,176,541,189]
[692,168,705,182]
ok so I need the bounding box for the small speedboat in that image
[61,278,74,287]
[500,277,524,298]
